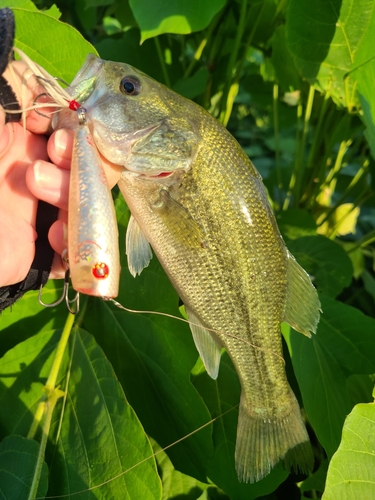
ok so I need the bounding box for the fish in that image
[66,106,120,298]
[62,54,320,483]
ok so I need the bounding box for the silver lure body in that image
[68,117,120,298]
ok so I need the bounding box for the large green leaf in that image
[128,0,226,42]
[283,296,375,458]
[322,397,375,499]
[286,0,375,107]
[0,281,67,358]
[286,235,353,297]
[0,328,161,498]
[12,8,97,83]
[350,6,375,159]
[0,435,48,499]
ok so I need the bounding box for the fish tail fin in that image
[235,391,313,483]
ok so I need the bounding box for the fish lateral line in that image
[108,298,285,364]
[35,404,239,499]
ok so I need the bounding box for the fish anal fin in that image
[283,250,321,337]
[185,307,222,380]
[235,390,313,483]
[126,215,153,277]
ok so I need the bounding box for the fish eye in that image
[120,76,141,96]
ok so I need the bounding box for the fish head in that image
[61,54,201,178]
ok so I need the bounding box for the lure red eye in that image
[92,262,109,279]
[69,99,81,110]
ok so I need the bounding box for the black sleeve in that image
[0,8,59,312]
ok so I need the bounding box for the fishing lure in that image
[67,107,120,299]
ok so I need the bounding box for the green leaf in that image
[150,438,213,500]
[0,281,68,359]
[173,67,210,100]
[271,25,301,92]
[276,209,317,240]
[286,0,375,107]
[83,294,214,482]
[12,8,97,83]
[129,0,226,42]
[0,435,48,499]
[84,0,114,8]
[300,459,328,495]
[322,398,375,499]
[192,354,288,500]
[0,0,37,10]
[0,328,162,498]
[283,296,375,458]
[350,6,375,158]
[287,235,353,297]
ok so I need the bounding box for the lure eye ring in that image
[120,76,142,96]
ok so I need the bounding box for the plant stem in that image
[219,0,248,125]
[28,385,63,500]
[301,93,331,205]
[317,159,369,226]
[273,83,282,205]
[154,37,171,88]
[27,312,76,498]
[283,98,303,210]
[349,228,375,251]
[293,85,315,203]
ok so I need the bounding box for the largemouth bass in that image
[63,54,320,483]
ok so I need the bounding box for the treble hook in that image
[33,92,53,119]
[38,250,80,314]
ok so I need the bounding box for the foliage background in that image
[0,0,375,498]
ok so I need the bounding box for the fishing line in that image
[36,404,239,499]
[108,298,285,364]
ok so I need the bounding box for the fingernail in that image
[54,129,71,158]
[34,161,59,189]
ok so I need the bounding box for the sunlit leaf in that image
[0,328,161,498]
[286,0,374,107]
[322,398,375,500]
[129,0,226,42]
[12,8,97,82]
[317,203,360,237]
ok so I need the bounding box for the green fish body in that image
[65,55,320,483]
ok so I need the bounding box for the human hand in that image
[0,60,122,290]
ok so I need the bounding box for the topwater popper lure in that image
[67,106,120,299]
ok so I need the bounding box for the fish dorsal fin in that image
[126,215,153,277]
[282,250,321,337]
[185,306,222,380]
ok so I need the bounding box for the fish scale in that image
[62,54,320,483]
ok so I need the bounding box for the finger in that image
[26,160,69,211]
[2,61,54,134]
[47,128,74,169]
[48,217,67,256]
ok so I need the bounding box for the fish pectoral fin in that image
[151,189,206,249]
[282,250,321,337]
[185,307,222,380]
[126,215,153,277]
